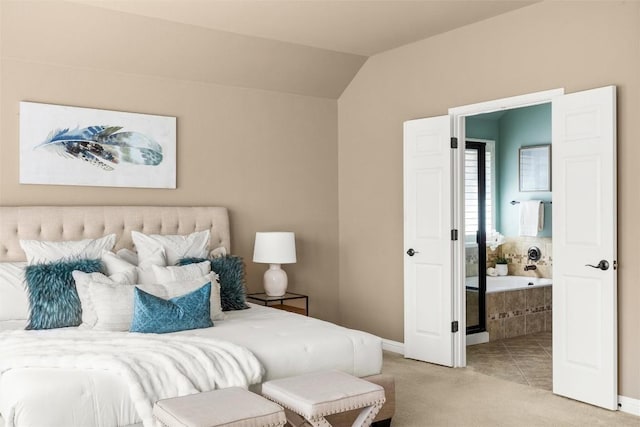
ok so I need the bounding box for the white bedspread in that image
[0,330,263,427]
[0,304,381,427]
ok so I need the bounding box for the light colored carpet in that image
[383,351,639,426]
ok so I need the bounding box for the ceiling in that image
[69,0,537,56]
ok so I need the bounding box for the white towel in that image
[519,200,543,236]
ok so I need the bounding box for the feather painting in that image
[37,125,164,171]
[20,102,176,189]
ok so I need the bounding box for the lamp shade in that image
[253,232,297,264]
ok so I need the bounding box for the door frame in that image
[448,88,565,367]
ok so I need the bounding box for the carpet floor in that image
[383,351,639,426]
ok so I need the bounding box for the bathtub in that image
[466,275,552,293]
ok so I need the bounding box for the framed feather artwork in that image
[19,102,176,189]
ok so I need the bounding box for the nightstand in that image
[247,292,309,316]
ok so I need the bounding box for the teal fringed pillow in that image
[25,258,103,330]
[130,283,213,334]
[178,256,249,311]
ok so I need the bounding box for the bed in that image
[0,206,394,427]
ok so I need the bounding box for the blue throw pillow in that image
[178,256,249,311]
[25,258,103,330]
[130,282,214,334]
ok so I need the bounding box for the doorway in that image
[404,86,618,410]
[463,104,553,391]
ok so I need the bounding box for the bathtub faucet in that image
[524,265,537,271]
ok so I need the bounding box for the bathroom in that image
[464,103,554,390]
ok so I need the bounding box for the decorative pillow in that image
[20,235,116,265]
[110,248,165,285]
[25,259,103,330]
[102,251,137,284]
[151,260,212,284]
[132,230,210,267]
[72,270,134,327]
[137,266,161,285]
[130,283,213,334]
[179,256,249,311]
[72,272,224,330]
[0,262,29,321]
[116,248,139,265]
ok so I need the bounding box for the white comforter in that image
[0,304,382,427]
[0,330,263,427]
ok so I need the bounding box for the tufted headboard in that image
[0,206,231,262]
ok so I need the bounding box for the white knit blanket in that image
[0,329,264,427]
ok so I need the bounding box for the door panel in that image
[564,157,601,246]
[415,264,443,336]
[404,115,453,367]
[416,169,443,240]
[552,86,617,410]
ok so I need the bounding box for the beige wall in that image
[338,1,640,399]
[0,1,340,322]
[2,0,639,401]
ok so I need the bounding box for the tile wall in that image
[490,236,553,278]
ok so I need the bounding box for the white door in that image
[403,115,454,366]
[552,86,617,409]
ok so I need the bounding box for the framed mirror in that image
[519,144,551,192]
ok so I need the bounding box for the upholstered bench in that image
[261,371,386,427]
[153,387,286,427]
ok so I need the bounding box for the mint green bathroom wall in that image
[497,103,552,237]
[466,117,500,230]
[466,117,499,142]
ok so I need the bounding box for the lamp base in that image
[263,264,288,297]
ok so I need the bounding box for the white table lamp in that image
[253,232,297,297]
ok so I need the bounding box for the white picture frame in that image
[519,144,551,192]
[20,102,176,189]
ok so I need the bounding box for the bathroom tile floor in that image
[466,331,552,391]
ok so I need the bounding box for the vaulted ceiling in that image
[4,1,538,98]
[68,1,537,56]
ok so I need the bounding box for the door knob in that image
[586,260,609,271]
[406,248,419,256]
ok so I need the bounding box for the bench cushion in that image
[261,371,385,420]
[153,387,286,427]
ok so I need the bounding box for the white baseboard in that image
[381,339,404,354]
[618,395,640,416]
[466,332,489,346]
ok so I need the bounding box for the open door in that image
[403,116,454,366]
[552,86,617,409]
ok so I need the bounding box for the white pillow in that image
[120,246,165,284]
[136,267,158,285]
[20,234,116,264]
[132,230,210,267]
[72,271,127,327]
[73,271,224,330]
[165,274,224,322]
[116,248,139,265]
[0,262,29,321]
[102,251,137,284]
[151,260,212,284]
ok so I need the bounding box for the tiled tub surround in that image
[467,236,552,337]
[486,285,552,341]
